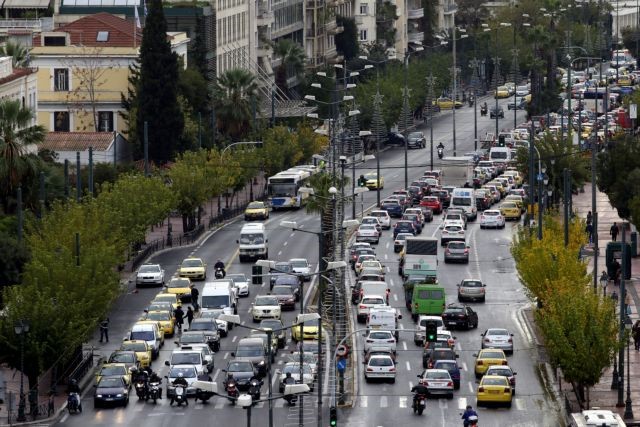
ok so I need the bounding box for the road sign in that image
[336,358,347,373]
[536,173,544,182]
[631,104,637,119]
[336,345,348,357]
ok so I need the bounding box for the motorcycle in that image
[282,377,297,406]
[468,96,474,107]
[148,381,162,403]
[67,392,82,413]
[437,147,444,160]
[412,393,426,415]
[466,415,479,426]
[247,377,263,403]
[134,379,148,401]
[172,384,188,406]
[480,104,488,116]
[215,267,225,279]
[225,377,239,405]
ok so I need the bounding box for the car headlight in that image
[96,394,103,398]
[116,394,123,397]
[258,361,265,366]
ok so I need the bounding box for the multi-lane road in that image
[55,95,563,427]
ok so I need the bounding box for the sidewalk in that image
[533,182,640,423]
[0,176,266,426]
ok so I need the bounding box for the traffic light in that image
[329,406,338,426]
[498,135,506,147]
[425,320,438,342]
[252,264,263,285]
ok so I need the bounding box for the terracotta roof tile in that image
[40,132,115,151]
[0,68,35,86]
[33,12,142,47]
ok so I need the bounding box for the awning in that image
[2,0,51,7]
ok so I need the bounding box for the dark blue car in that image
[434,359,461,390]
[380,200,403,218]
[393,220,416,238]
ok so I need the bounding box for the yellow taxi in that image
[494,86,510,98]
[490,180,507,197]
[141,310,176,337]
[618,74,633,86]
[473,349,508,378]
[152,293,181,312]
[178,257,207,281]
[580,124,594,140]
[476,375,513,407]
[433,97,463,110]
[165,277,192,302]
[244,201,270,221]
[364,172,384,190]
[120,340,152,368]
[500,201,521,220]
[95,363,132,387]
[292,317,321,342]
[504,195,524,212]
[135,319,165,346]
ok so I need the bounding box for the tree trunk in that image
[182,213,188,233]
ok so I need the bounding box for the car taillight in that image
[458,314,465,318]
[510,378,515,385]
[360,305,367,309]
[484,338,490,343]
[387,339,395,343]
[447,381,453,387]
[508,338,513,343]
[445,249,450,254]
[366,339,374,343]
[414,303,419,309]
[478,387,484,392]
[504,387,511,393]
[477,361,483,365]
[464,249,469,254]
[502,360,508,365]
[389,367,396,372]
[366,368,373,372]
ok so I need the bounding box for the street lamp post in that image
[451,28,467,156]
[617,227,629,408]
[469,59,481,151]
[425,74,437,170]
[403,46,424,187]
[625,314,634,419]
[14,320,29,422]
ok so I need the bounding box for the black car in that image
[259,319,287,349]
[94,376,129,408]
[420,206,434,222]
[269,262,294,289]
[273,275,301,300]
[490,106,505,118]
[387,132,405,146]
[424,348,458,369]
[224,360,257,391]
[407,131,426,149]
[407,186,423,204]
[393,220,416,238]
[187,319,221,352]
[431,190,450,208]
[442,304,479,330]
[422,340,455,368]
[351,247,376,268]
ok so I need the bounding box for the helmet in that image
[285,372,292,378]
[466,405,472,410]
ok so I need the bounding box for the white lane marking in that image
[458,397,468,410]
[402,341,408,351]
[380,395,388,408]
[399,396,408,408]
[232,335,238,343]
[359,396,368,408]
[224,352,229,360]
[385,242,390,249]
[214,399,225,409]
[390,279,395,287]
[283,241,288,246]
[438,399,448,409]
[278,250,282,256]
[406,361,411,371]
[384,254,388,260]
[212,369,220,382]
[515,398,525,410]
[60,413,69,423]
[468,381,475,393]
[290,233,296,238]
[409,381,414,390]
[514,308,533,346]
[386,266,390,272]
[272,372,279,389]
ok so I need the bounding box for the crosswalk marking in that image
[359,396,368,408]
[515,398,525,410]
[458,397,468,410]
[399,396,408,408]
[349,395,529,412]
[380,396,388,408]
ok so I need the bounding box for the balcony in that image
[326,20,343,35]
[407,8,424,19]
[306,0,323,8]
[257,8,274,26]
[408,31,424,43]
[443,3,457,14]
[0,18,44,33]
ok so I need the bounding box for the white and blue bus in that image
[267,168,314,209]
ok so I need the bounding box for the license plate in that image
[447,321,457,325]
[488,390,499,394]
[105,398,113,401]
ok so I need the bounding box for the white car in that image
[251,295,281,322]
[369,210,391,229]
[515,85,529,97]
[135,263,165,287]
[481,328,514,355]
[414,315,445,346]
[357,295,387,323]
[394,232,413,253]
[441,225,466,246]
[364,354,396,383]
[404,208,425,225]
[479,210,506,229]
[356,224,380,244]
[227,273,250,297]
[364,330,396,353]
[289,258,312,281]
[166,364,199,397]
[198,309,230,335]
[443,214,466,230]
[419,369,454,399]
[361,216,382,233]
[278,362,314,392]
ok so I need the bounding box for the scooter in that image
[172,384,188,406]
[148,381,162,403]
[67,392,82,413]
[225,378,239,405]
[480,104,488,116]
[282,377,298,406]
[466,415,479,426]
[247,377,263,403]
[437,147,444,159]
[215,267,225,279]
[134,379,148,401]
[412,393,426,415]
[468,96,474,107]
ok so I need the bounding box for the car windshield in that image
[236,347,263,357]
[290,260,308,268]
[228,362,253,372]
[369,357,393,367]
[284,364,312,374]
[190,321,216,331]
[462,281,483,288]
[146,312,170,321]
[488,368,512,376]
[98,377,124,388]
[255,296,279,306]
[436,362,457,370]
[274,263,292,273]
[240,233,264,245]
[447,242,465,249]
[275,276,298,285]
[297,319,318,327]
[201,295,230,309]
[482,377,508,386]
[446,307,465,313]
[100,365,126,376]
[360,225,375,231]
[180,333,205,343]
[168,367,196,378]
[369,332,392,340]
[260,320,283,330]
[362,298,385,305]
[110,353,135,364]
[227,274,247,283]
[139,265,160,273]
[131,331,154,341]
[484,211,499,216]
[172,353,201,365]
[273,286,292,296]
[408,132,422,139]
[444,226,462,232]
[122,342,146,352]
[487,329,509,336]
[426,371,450,379]
[481,351,505,358]
[247,202,264,209]
[167,279,190,288]
[181,259,203,268]
[395,234,408,241]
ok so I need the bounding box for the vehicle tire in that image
[481,297,486,303]
[480,225,484,229]
[252,317,259,323]
[447,393,453,400]
[417,406,424,415]
[390,378,395,384]
[365,376,370,383]
[422,359,428,369]
[465,321,470,330]
[506,400,512,408]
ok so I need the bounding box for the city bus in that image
[267,168,313,209]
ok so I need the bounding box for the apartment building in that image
[0,56,37,124]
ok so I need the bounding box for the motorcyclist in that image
[68,379,80,409]
[437,142,445,150]
[283,372,297,405]
[410,382,429,408]
[214,259,226,277]
[170,374,189,405]
[148,369,162,399]
[461,405,479,426]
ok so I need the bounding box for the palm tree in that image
[273,39,305,93]
[0,41,30,67]
[213,68,258,140]
[0,99,46,212]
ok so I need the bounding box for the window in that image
[96,31,109,42]
[43,36,66,46]
[54,112,70,132]
[98,111,114,132]
[359,30,368,41]
[360,3,368,14]
[54,69,69,91]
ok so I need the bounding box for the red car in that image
[420,196,442,214]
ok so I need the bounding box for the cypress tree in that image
[137,0,184,163]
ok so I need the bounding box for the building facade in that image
[0,56,38,126]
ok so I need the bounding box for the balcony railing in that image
[257,8,274,26]
[443,3,457,14]
[407,8,424,19]
[408,31,424,43]
[0,19,43,32]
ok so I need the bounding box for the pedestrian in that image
[586,210,592,225]
[99,317,109,343]
[585,222,594,244]
[174,305,185,333]
[191,285,199,311]
[633,320,640,351]
[186,306,194,328]
[611,222,619,241]
[612,258,621,285]
[625,292,632,316]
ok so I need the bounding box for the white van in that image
[238,223,268,262]
[450,188,477,221]
[569,409,626,427]
[201,281,238,315]
[489,146,512,163]
[127,322,163,359]
[367,305,402,339]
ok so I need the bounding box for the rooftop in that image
[40,132,116,151]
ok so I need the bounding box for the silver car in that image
[481,328,514,355]
[444,241,469,264]
[136,264,164,287]
[457,279,486,302]
[419,369,454,399]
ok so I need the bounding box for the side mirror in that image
[266,239,268,243]
[417,374,422,379]
[513,372,517,376]
[230,352,235,357]
[455,354,459,358]
[472,353,478,358]
[164,361,170,366]
[397,314,403,320]
[453,336,457,340]
[236,240,239,244]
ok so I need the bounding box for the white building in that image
[355,0,376,46]
[438,0,456,33]
[0,56,37,127]
[39,131,131,165]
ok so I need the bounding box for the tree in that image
[0,41,30,67]
[168,149,213,232]
[260,126,303,177]
[273,39,306,94]
[454,0,489,30]
[375,2,398,48]
[137,0,184,163]
[120,62,141,157]
[0,216,29,293]
[0,99,46,212]
[335,17,359,60]
[296,124,329,161]
[213,69,259,140]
